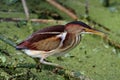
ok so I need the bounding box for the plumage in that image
[16,21,106,68]
[16,25,65,50]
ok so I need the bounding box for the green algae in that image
[0,0,120,80]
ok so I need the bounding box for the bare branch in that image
[0,35,16,48]
[0,18,67,24]
[30,18,66,24]
[21,0,29,20]
[46,0,78,20]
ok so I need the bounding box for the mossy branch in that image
[0,35,16,48]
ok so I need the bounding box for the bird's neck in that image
[60,33,81,52]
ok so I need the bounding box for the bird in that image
[16,21,106,68]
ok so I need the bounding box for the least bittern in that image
[16,21,106,68]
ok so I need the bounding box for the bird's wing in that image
[17,32,67,51]
[31,25,65,36]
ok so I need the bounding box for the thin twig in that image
[0,17,67,24]
[21,0,29,20]
[46,0,78,20]
[31,18,67,24]
[0,35,25,54]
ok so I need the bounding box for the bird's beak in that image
[83,28,107,37]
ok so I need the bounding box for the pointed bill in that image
[83,28,107,38]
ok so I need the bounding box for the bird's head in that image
[65,21,106,37]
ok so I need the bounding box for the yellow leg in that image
[40,58,63,69]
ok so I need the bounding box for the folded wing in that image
[16,25,67,51]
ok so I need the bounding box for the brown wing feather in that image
[31,36,61,51]
[17,33,62,50]
[16,25,65,51]
[27,33,60,43]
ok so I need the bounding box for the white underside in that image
[23,49,44,58]
[23,49,60,58]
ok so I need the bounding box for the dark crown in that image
[66,21,92,29]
